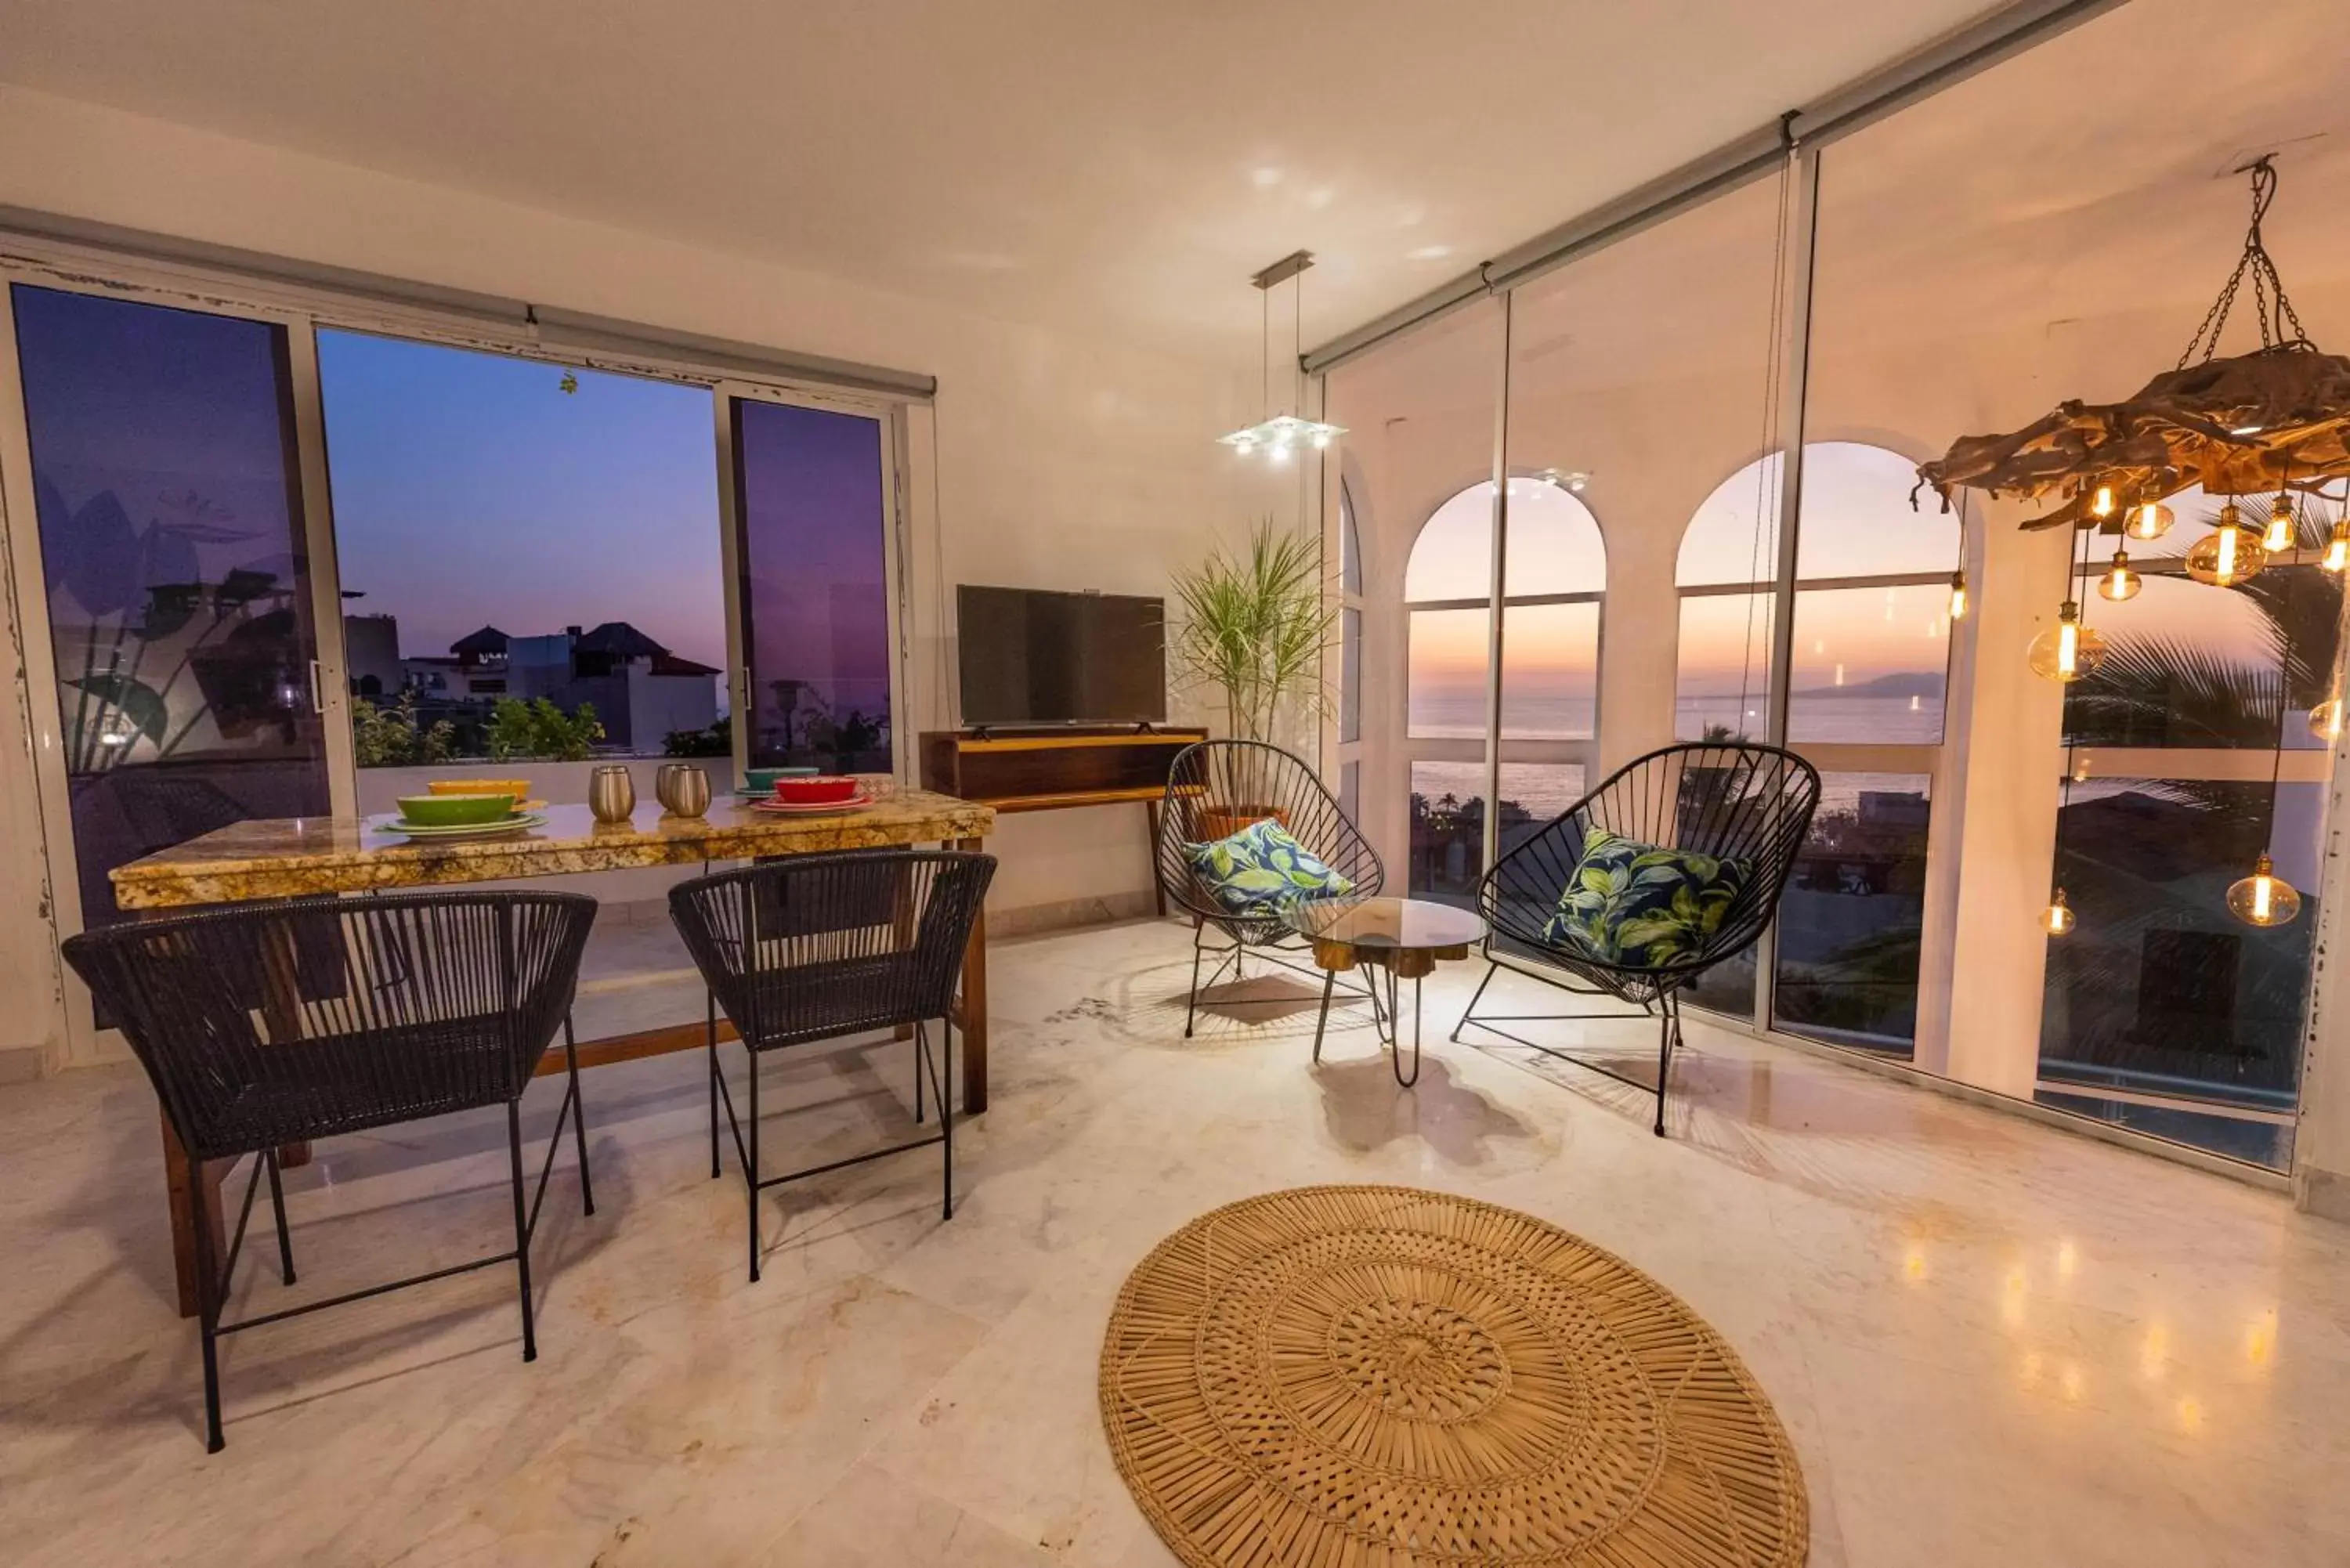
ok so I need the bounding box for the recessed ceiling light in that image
[1405,244,1452,262]
[1251,166,1282,189]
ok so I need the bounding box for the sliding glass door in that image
[3,285,333,956]
[724,392,899,777]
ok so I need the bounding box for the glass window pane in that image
[1793,443,1958,580]
[1340,605,1362,743]
[1502,602,1596,740]
[1773,773,1931,1055]
[2063,565,2337,750]
[1405,480,1607,603]
[1408,760,1484,909]
[733,399,892,772]
[1338,760,1360,825]
[1786,584,1950,743]
[13,284,327,935]
[1495,762,1584,863]
[1408,607,1487,739]
[1678,454,1786,589]
[2040,777,2316,1168]
[1683,941,1757,1022]
[319,331,725,760]
[1676,593,1773,740]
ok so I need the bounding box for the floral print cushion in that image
[1185,818,1354,918]
[1542,826,1748,968]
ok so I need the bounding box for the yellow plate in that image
[427,779,532,797]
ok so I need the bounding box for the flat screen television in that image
[956,585,1167,726]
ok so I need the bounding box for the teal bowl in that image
[395,793,515,827]
[745,766,820,793]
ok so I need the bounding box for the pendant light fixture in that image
[2262,490,2298,553]
[2228,545,2308,927]
[2043,889,2077,936]
[2127,490,2177,541]
[2185,500,2267,586]
[2096,548,2142,602]
[1220,251,1345,459]
[2323,518,2350,573]
[1945,493,1970,621]
[2028,601,2108,681]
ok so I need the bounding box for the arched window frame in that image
[1401,472,1608,903]
[1671,440,1959,1044]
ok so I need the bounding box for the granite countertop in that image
[110,789,996,909]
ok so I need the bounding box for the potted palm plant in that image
[1170,520,1338,839]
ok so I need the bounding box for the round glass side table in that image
[1283,896,1487,1086]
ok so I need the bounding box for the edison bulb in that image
[1311,430,1332,450]
[2098,550,2141,602]
[2263,493,2296,554]
[2088,482,2117,519]
[2324,520,2349,573]
[2128,499,2175,540]
[1948,570,1969,621]
[2225,854,2301,927]
[2311,699,2344,743]
[1269,439,1292,464]
[2027,601,2108,682]
[2184,504,2265,586]
[2044,891,2076,936]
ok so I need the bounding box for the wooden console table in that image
[919,726,1206,915]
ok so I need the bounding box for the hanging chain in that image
[2176,157,2313,368]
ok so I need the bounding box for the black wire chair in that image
[668,849,996,1282]
[1451,742,1820,1136]
[1154,739,1385,1036]
[60,890,598,1451]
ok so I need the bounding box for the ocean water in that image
[1403,692,1942,821]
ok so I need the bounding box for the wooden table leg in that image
[955,834,989,1114]
[257,919,313,1169]
[164,1111,226,1319]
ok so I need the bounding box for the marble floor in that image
[3,916,2348,1566]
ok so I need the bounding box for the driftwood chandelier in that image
[1918,157,2350,532]
[1918,157,2350,934]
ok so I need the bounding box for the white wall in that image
[0,85,1282,1069]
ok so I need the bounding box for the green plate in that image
[376,811,548,840]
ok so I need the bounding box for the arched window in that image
[1405,475,1607,902]
[1672,441,1958,1043]
[1676,441,1957,741]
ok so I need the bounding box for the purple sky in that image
[317,330,728,669]
[736,398,891,720]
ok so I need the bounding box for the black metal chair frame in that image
[60,891,598,1451]
[669,850,995,1284]
[1154,739,1386,1036]
[1450,742,1821,1136]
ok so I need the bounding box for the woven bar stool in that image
[62,890,598,1451]
[669,849,996,1282]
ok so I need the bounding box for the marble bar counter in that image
[111,791,996,909]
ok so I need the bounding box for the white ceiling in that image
[0,0,2010,363]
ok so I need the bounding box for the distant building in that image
[342,612,719,751]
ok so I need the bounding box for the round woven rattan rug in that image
[1099,1185,1806,1567]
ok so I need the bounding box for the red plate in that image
[747,793,874,815]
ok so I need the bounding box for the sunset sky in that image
[1405,443,2282,706]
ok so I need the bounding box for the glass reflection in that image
[1773,774,1931,1054]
